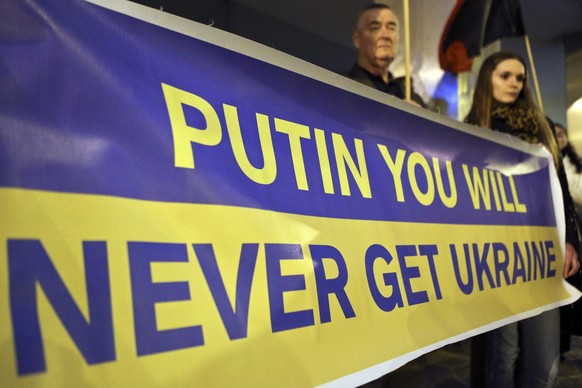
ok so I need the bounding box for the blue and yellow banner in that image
[0,0,579,387]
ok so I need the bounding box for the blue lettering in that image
[365,244,403,312]
[396,245,428,306]
[525,242,532,281]
[309,244,356,323]
[512,242,527,284]
[128,242,203,356]
[265,244,314,332]
[545,241,557,277]
[8,239,115,375]
[419,244,442,300]
[531,241,545,280]
[473,243,495,291]
[492,242,511,287]
[450,244,474,295]
[193,243,258,339]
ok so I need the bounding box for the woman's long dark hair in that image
[466,51,561,166]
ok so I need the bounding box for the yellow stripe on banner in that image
[0,188,571,387]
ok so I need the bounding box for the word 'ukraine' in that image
[7,237,557,376]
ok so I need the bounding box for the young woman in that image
[466,51,580,387]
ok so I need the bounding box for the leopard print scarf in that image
[491,102,541,144]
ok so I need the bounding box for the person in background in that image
[346,3,425,108]
[556,123,582,209]
[554,122,582,358]
[466,51,580,387]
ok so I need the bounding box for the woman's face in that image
[491,59,525,104]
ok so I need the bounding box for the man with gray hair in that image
[347,4,425,107]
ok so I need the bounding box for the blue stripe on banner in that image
[0,0,555,226]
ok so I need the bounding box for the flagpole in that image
[403,0,411,101]
[524,35,544,113]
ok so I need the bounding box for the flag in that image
[439,0,526,74]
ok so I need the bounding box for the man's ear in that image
[352,31,360,49]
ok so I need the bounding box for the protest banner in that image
[0,0,579,386]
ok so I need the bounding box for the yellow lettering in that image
[408,152,434,206]
[496,172,515,212]
[223,104,276,185]
[161,83,222,169]
[488,170,502,211]
[433,158,457,208]
[378,146,406,202]
[333,134,371,198]
[509,175,527,213]
[463,164,491,210]
[274,118,310,191]
[314,128,335,194]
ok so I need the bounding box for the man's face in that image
[353,8,399,75]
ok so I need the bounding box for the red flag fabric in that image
[439,0,526,74]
